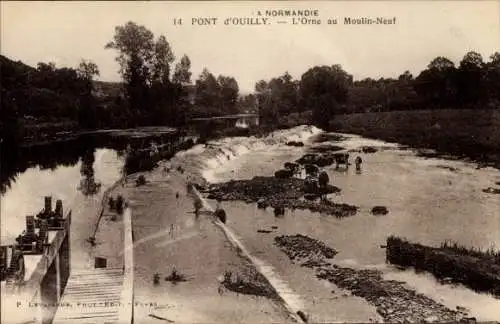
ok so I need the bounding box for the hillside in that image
[0,55,130,143]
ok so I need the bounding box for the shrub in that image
[136,175,146,187]
[165,268,187,284]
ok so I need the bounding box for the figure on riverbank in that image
[194,199,203,218]
[355,156,363,172]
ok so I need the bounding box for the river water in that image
[0,149,124,247]
[2,125,499,321]
[191,126,500,322]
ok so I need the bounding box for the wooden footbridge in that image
[52,268,124,323]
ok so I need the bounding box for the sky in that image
[1,1,499,93]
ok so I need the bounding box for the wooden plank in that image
[52,268,124,324]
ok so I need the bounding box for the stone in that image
[371,206,389,215]
[275,169,294,179]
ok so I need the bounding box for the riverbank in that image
[103,163,294,323]
[275,234,470,322]
[386,236,500,298]
[330,109,500,169]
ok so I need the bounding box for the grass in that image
[221,269,277,298]
[386,235,500,297]
[164,268,188,284]
[440,240,500,264]
[330,109,500,168]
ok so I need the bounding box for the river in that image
[2,125,499,321]
[193,126,500,322]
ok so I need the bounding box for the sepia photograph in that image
[1,1,499,323]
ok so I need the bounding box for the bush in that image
[136,175,147,187]
[165,267,187,284]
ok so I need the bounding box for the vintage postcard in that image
[1,1,499,323]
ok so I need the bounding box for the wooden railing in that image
[118,208,134,323]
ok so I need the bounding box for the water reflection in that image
[77,148,102,196]
[1,131,186,245]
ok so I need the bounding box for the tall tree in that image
[152,35,175,85]
[172,55,192,84]
[485,52,500,103]
[76,60,100,128]
[217,75,239,114]
[457,51,485,105]
[255,80,278,124]
[300,65,352,128]
[105,22,155,118]
[195,68,220,115]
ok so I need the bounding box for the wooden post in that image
[26,216,36,241]
[45,196,52,214]
[55,253,61,301]
[55,200,63,219]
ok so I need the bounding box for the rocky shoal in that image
[205,176,358,218]
[273,234,474,323]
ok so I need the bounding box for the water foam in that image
[167,125,322,184]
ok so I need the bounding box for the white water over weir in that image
[168,124,322,183]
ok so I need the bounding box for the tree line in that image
[255,51,500,128]
[0,21,245,146]
[1,19,499,146]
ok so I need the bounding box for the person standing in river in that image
[355,156,363,173]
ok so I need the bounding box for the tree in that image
[151,35,175,85]
[485,52,500,103]
[254,72,300,124]
[76,60,100,128]
[414,56,457,108]
[106,21,180,125]
[238,94,257,113]
[398,70,413,81]
[37,62,56,74]
[255,80,278,124]
[77,60,100,82]
[300,65,352,128]
[172,55,192,84]
[105,22,155,117]
[456,51,485,105]
[427,56,455,72]
[195,68,220,115]
[217,75,239,114]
